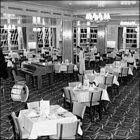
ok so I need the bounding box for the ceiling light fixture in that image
[120,1,136,5]
[85,12,110,22]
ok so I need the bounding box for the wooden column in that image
[97,24,106,54]
[62,20,73,63]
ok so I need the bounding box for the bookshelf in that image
[37,27,55,49]
[80,28,87,48]
[72,27,98,50]
[73,27,77,48]
[126,27,137,48]
[90,27,98,46]
[0,26,8,51]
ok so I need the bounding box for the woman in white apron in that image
[79,48,85,75]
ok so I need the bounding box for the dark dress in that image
[0,49,8,80]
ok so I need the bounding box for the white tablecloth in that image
[85,73,119,86]
[105,65,133,75]
[19,105,82,139]
[67,86,110,102]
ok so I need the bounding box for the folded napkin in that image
[56,107,66,113]
[28,110,38,117]
[73,86,78,91]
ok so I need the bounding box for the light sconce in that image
[63,31,72,39]
[98,30,105,38]
[4,24,16,30]
[32,16,45,32]
[120,21,136,26]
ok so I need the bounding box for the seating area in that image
[0,57,139,139]
[0,1,139,139]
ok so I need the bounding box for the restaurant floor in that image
[0,67,139,139]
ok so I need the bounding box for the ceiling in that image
[23,0,139,11]
[1,0,139,23]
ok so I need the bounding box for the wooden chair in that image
[72,102,86,127]
[95,56,100,68]
[67,64,74,73]
[78,74,83,83]
[84,70,93,75]
[104,74,114,97]
[49,120,80,139]
[66,64,74,83]
[12,69,26,84]
[68,82,81,87]
[98,84,108,112]
[119,67,129,85]
[62,87,77,111]
[82,89,103,122]
[11,112,29,139]
[112,72,119,94]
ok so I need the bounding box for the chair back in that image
[84,70,93,75]
[54,64,61,73]
[78,74,83,83]
[57,120,80,139]
[16,117,24,139]
[128,64,134,72]
[112,72,119,80]
[95,56,100,61]
[11,112,20,138]
[62,87,72,102]
[90,90,102,105]
[72,102,86,120]
[98,83,107,90]
[121,67,129,77]
[68,82,81,87]
[27,101,40,109]
[12,69,17,82]
[67,64,74,73]
[104,74,114,86]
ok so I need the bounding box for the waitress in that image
[79,47,85,75]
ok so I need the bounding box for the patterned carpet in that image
[0,66,139,139]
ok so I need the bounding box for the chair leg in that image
[90,107,93,122]
[98,105,102,120]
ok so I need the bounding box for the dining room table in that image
[85,72,119,87]
[18,105,82,139]
[66,83,110,103]
[104,61,133,75]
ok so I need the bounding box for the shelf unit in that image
[0,26,19,51]
[44,28,49,48]
[0,26,8,51]
[72,27,98,50]
[80,28,87,48]
[37,28,44,48]
[73,27,77,48]
[37,27,54,48]
[126,27,137,48]
[90,27,98,46]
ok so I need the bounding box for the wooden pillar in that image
[97,24,106,54]
[62,20,73,63]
